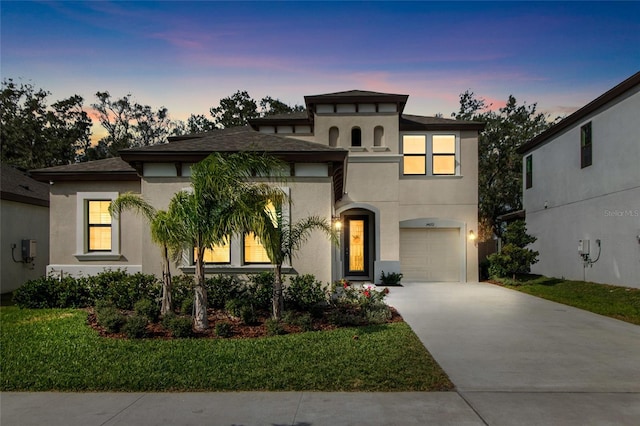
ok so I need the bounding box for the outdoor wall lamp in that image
[468,230,477,246]
[332,216,342,231]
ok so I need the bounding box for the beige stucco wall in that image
[0,200,50,292]
[47,181,143,277]
[139,176,335,284]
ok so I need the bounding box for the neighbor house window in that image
[525,155,533,189]
[351,127,362,147]
[194,239,231,264]
[581,122,592,168]
[403,135,426,175]
[88,200,112,251]
[243,200,278,264]
[432,135,456,175]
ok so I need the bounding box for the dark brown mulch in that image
[87,306,403,340]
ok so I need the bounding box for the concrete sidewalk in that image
[2,282,640,425]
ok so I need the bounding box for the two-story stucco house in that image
[32,90,484,285]
[518,72,640,288]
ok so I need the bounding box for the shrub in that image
[284,274,326,311]
[265,318,286,336]
[57,276,92,308]
[247,272,274,310]
[122,315,148,338]
[134,298,160,323]
[87,270,160,310]
[380,271,403,286]
[240,305,257,325]
[171,275,194,312]
[167,316,193,338]
[224,298,244,318]
[283,311,314,332]
[180,297,194,316]
[488,221,539,279]
[215,321,233,338]
[161,311,177,329]
[95,306,126,333]
[13,276,60,309]
[206,275,243,309]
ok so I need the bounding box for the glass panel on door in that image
[349,219,365,272]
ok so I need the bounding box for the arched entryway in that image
[337,206,377,282]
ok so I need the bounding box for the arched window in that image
[374,126,384,147]
[329,126,339,147]
[351,127,362,147]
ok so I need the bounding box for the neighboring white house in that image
[0,164,50,293]
[32,90,484,284]
[518,72,640,288]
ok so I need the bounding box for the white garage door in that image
[400,228,460,282]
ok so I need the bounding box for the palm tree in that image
[251,202,338,320]
[168,152,286,331]
[108,193,180,315]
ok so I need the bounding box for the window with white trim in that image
[76,192,121,260]
[402,133,460,176]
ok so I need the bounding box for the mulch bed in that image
[87,306,403,340]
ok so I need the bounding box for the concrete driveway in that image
[387,281,640,425]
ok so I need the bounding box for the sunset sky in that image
[2,1,639,133]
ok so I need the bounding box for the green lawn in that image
[492,275,640,325]
[0,306,452,392]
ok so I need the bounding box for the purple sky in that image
[2,1,639,138]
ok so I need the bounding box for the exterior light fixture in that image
[332,216,342,231]
[468,230,476,241]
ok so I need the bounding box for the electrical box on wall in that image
[578,239,590,255]
[21,239,36,260]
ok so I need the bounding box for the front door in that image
[344,216,370,278]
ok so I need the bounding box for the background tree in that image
[210,90,305,128]
[453,91,554,239]
[109,193,180,315]
[87,91,170,159]
[167,152,286,330]
[1,78,92,169]
[260,96,305,116]
[210,90,260,128]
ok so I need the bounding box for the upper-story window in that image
[432,135,456,175]
[525,155,533,189]
[402,134,459,176]
[374,126,384,147]
[581,122,592,168]
[402,135,426,175]
[351,127,362,147]
[329,126,339,147]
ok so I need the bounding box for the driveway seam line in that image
[100,393,147,426]
[456,390,489,426]
[290,391,305,426]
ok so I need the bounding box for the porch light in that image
[468,230,476,241]
[332,216,342,231]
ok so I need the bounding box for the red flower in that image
[383,288,390,294]
[343,281,349,289]
[364,290,371,298]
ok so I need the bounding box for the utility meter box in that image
[578,239,590,255]
[21,239,36,260]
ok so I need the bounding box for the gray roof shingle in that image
[1,164,50,206]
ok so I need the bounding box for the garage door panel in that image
[400,228,460,282]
